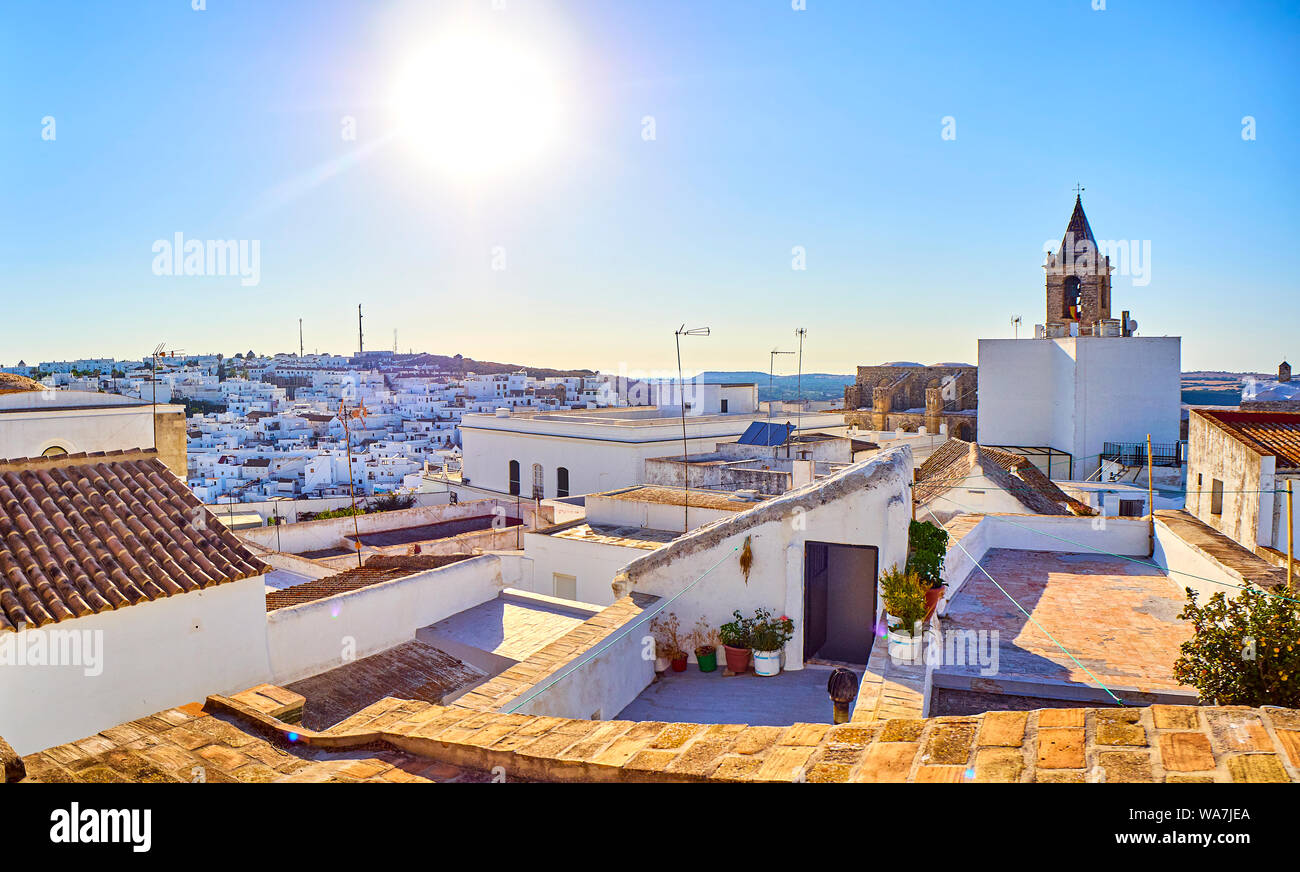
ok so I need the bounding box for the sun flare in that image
[391,26,564,179]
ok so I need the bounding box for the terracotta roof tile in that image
[265,554,474,612]
[0,449,269,632]
[915,439,1092,516]
[1194,409,1300,470]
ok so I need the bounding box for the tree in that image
[1172,583,1300,707]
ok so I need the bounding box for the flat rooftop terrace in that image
[420,593,596,664]
[617,665,859,726]
[934,548,1196,706]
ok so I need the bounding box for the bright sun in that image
[391,27,564,179]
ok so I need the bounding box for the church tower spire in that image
[1044,192,1112,335]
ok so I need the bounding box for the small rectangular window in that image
[1210,479,1224,515]
[720,399,728,413]
[553,573,577,600]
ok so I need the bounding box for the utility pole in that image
[151,342,164,449]
[794,327,807,440]
[1287,479,1294,592]
[1146,433,1155,556]
[358,304,364,355]
[299,319,304,358]
[1012,316,1022,339]
[768,348,794,430]
[675,325,710,532]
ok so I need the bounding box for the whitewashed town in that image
[4,4,1299,842]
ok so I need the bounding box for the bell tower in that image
[1044,191,1112,335]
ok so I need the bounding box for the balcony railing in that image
[1101,440,1185,469]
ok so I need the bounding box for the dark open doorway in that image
[803,541,878,664]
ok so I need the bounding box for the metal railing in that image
[1101,440,1185,469]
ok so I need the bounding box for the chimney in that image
[1280,361,1292,384]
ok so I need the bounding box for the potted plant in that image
[719,609,754,673]
[880,564,927,662]
[906,519,949,619]
[649,612,683,673]
[690,617,720,673]
[749,609,795,677]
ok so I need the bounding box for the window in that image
[1210,479,1224,516]
[508,460,520,496]
[720,398,728,413]
[1063,276,1081,319]
[1118,499,1143,518]
[532,463,544,499]
[553,573,577,601]
[556,466,570,498]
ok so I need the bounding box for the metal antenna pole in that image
[769,348,794,444]
[795,328,807,440]
[675,325,710,531]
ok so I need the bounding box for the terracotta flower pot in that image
[670,654,688,672]
[723,645,751,673]
[924,587,943,620]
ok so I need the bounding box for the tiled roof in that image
[596,485,757,512]
[1194,409,1300,469]
[1058,194,1098,258]
[264,554,474,611]
[0,449,269,632]
[916,439,1092,516]
[284,640,486,730]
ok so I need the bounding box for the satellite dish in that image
[1126,319,1138,334]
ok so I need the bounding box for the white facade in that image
[977,336,1181,479]
[0,390,182,459]
[0,576,269,755]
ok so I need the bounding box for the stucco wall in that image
[978,337,1181,479]
[238,498,531,554]
[503,612,655,720]
[521,531,644,605]
[0,398,184,462]
[0,576,270,755]
[265,554,519,684]
[613,448,913,669]
[1185,411,1267,548]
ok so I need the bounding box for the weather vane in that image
[1073,183,1085,197]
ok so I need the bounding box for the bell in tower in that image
[1044,191,1113,335]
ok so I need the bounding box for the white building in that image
[0,381,187,477]
[459,383,844,499]
[523,485,764,605]
[976,335,1181,480]
[0,449,269,754]
[1185,409,1300,572]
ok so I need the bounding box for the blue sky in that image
[2,0,1297,375]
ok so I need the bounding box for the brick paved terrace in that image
[934,548,1197,710]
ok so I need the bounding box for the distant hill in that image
[1180,371,1266,407]
[697,371,855,403]
[408,354,596,379]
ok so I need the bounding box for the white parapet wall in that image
[265,554,526,684]
[0,576,271,756]
[501,607,656,721]
[238,497,534,555]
